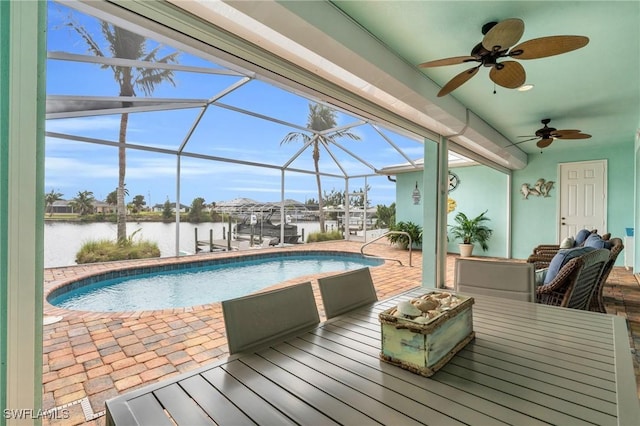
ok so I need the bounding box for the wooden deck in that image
[106,288,640,425]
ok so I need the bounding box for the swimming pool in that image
[47,251,383,312]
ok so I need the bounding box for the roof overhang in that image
[167,0,527,170]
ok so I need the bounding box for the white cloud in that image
[46,117,122,133]
[45,156,117,178]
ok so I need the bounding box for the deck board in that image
[180,375,255,425]
[202,364,296,425]
[240,353,373,425]
[258,347,424,425]
[223,357,339,425]
[106,288,639,426]
[154,384,216,425]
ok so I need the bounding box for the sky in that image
[44,1,427,209]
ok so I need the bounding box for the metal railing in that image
[360,231,412,267]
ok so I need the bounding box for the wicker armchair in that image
[535,248,610,310]
[528,238,623,313]
[588,238,624,313]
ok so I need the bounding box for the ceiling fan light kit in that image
[419,18,589,97]
[517,83,534,92]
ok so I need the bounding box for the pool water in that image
[49,254,383,312]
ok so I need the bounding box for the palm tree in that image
[44,189,63,217]
[69,191,95,216]
[67,19,179,241]
[280,103,360,231]
[132,194,146,212]
[106,190,118,207]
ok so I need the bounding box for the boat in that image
[234,212,300,245]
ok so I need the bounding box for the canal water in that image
[44,220,332,268]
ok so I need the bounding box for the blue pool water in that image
[48,252,383,312]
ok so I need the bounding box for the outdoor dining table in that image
[105,287,640,425]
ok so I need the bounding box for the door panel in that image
[559,160,606,241]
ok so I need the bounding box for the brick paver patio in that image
[41,240,640,425]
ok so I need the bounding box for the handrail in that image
[360,231,412,267]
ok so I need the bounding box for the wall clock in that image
[448,171,460,192]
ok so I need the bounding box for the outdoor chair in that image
[317,267,378,319]
[588,238,624,313]
[453,258,535,302]
[535,248,610,310]
[221,281,320,354]
[528,237,623,313]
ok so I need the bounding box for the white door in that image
[559,160,607,240]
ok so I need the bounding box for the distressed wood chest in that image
[379,292,475,377]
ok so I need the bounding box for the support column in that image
[421,139,440,288]
[175,155,181,255]
[1,1,46,423]
[436,136,449,289]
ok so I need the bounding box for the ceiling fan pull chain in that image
[493,82,497,94]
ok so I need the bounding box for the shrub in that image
[387,221,422,249]
[76,230,160,264]
[306,230,344,243]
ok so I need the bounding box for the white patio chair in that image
[222,281,320,354]
[318,267,378,319]
[454,258,535,302]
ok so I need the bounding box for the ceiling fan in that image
[518,118,592,148]
[419,18,589,97]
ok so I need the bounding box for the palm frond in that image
[280,132,311,145]
[65,20,105,59]
[325,129,361,143]
[136,69,176,96]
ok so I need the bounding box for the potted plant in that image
[449,210,492,257]
[387,221,422,250]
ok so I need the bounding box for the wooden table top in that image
[106,287,640,425]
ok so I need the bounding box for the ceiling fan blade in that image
[437,66,479,97]
[489,61,526,89]
[510,35,589,59]
[482,18,524,52]
[419,56,477,68]
[537,138,554,148]
[556,132,592,140]
[516,137,538,143]
[551,129,581,137]
[504,138,535,148]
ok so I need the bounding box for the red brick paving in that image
[41,240,640,425]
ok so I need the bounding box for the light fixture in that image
[412,182,421,205]
[517,83,534,92]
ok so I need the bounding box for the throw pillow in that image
[543,246,596,285]
[559,236,575,248]
[584,233,613,249]
[574,229,593,246]
[535,268,548,286]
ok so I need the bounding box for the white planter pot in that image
[459,243,474,257]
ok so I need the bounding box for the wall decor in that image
[520,178,554,199]
[448,171,460,192]
[412,182,421,204]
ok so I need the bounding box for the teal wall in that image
[512,142,634,263]
[395,140,633,265]
[446,165,509,258]
[396,165,509,258]
[396,171,425,225]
